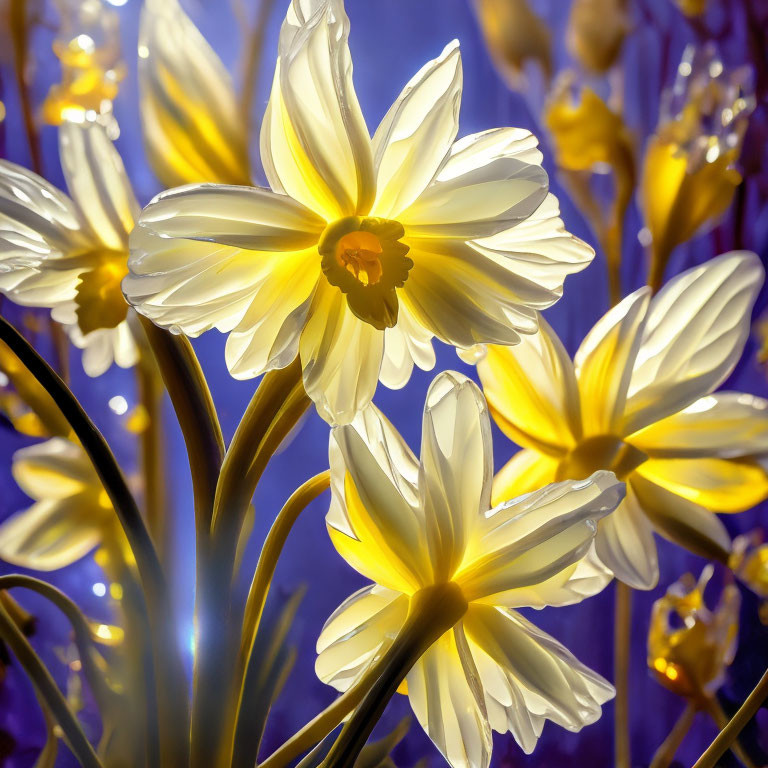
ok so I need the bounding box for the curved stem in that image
[649,702,696,768]
[321,583,468,768]
[0,600,103,768]
[702,695,761,768]
[614,581,632,768]
[227,472,330,763]
[0,316,188,767]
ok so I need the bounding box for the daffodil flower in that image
[0,438,115,570]
[123,0,594,425]
[477,251,768,590]
[316,371,623,765]
[0,122,139,377]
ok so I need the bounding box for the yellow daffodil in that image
[470,0,552,89]
[42,0,124,129]
[317,371,623,765]
[0,122,139,377]
[647,565,739,701]
[123,0,594,425]
[0,438,115,570]
[730,531,768,623]
[137,0,250,188]
[641,45,754,289]
[477,251,768,589]
[566,0,628,73]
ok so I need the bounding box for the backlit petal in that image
[315,584,408,692]
[12,438,97,501]
[406,627,492,768]
[65,318,140,378]
[623,251,765,434]
[379,303,436,389]
[139,0,250,187]
[299,280,384,425]
[636,457,768,513]
[464,605,613,749]
[371,41,462,219]
[491,450,560,508]
[574,288,650,436]
[457,472,623,602]
[594,488,658,589]
[627,392,768,459]
[478,318,582,456]
[59,122,139,252]
[420,372,493,581]
[400,128,548,239]
[261,0,374,219]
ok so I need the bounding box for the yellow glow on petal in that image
[109,582,123,600]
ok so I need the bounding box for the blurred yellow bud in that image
[730,531,768,623]
[675,0,708,17]
[567,0,628,73]
[648,565,740,702]
[641,45,754,290]
[472,0,552,88]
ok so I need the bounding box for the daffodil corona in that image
[123,0,594,424]
[477,251,768,589]
[317,371,623,766]
[0,122,139,376]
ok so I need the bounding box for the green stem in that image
[649,702,696,768]
[615,581,632,768]
[321,583,468,768]
[0,600,102,768]
[228,472,330,764]
[702,695,760,768]
[0,316,188,767]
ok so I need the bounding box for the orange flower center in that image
[335,230,384,286]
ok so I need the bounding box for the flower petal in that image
[471,193,595,291]
[574,288,650,436]
[379,303,436,390]
[420,372,493,582]
[623,251,765,434]
[464,605,613,748]
[371,41,462,219]
[594,488,658,590]
[261,0,374,219]
[138,0,250,187]
[299,280,384,425]
[629,473,732,563]
[401,237,544,348]
[64,318,140,378]
[59,122,139,252]
[0,160,89,305]
[635,457,768,513]
[12,438,97,501]
[406,627,492,768]
[0,499,103,571]
[491,449,560,508]
[327,404,429,591]
[628,392,768,459]
[399,128,548,239]
[477,318,582,456]
[316,584,408,692]
[457,471,623,602]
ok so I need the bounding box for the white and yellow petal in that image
[138,0,250,187]
[58,122,139,252]
[316,584,408,692]
[261,0,374,219]
[623,251,764,435]
[399,128,548,240]
[464,605,614,750]
[327,402,428,591]
[627,392,768,459]
[371,41,462,220]
[12,438,98,501]
[491,450,561,508]
[379,303,436,390]
[406,627,492,768]
[574,288,650,437]
[478,319,582,456]
[420,372,493,582]
[457,471,623,603]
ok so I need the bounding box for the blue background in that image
[1,0,768,765]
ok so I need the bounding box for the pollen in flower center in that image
[319,216,413,330]
[557,434,647,481]
[336,230,384,286]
